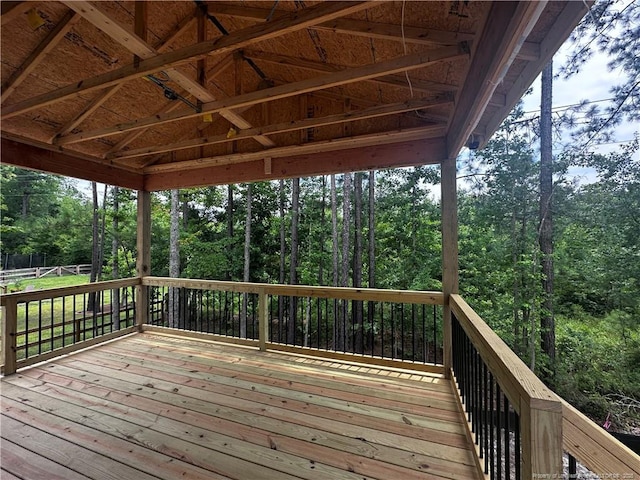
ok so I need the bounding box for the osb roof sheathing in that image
[0,1,589,190]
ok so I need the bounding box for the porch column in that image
[136,190,151,331]
[441,156,459,378]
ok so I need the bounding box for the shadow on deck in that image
[1,332,480,480]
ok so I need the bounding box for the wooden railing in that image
[142,276,445,372]
[450,294,640,480]
[1,278,139,374]
[1,277,638,479]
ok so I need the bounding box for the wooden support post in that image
[2,297,18,375]
[441,156,458,378]
[136,191,151,331]
[258,289,268,351]
[521,400,564,478]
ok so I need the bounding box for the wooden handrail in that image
[450,294,563,478]
[562,400,640,477]
[142,276,444,305]
[0,277,141,305]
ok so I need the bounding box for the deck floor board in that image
[1,333,480,480]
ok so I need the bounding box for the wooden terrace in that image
[2,1,640,478]
[2,332,478,480]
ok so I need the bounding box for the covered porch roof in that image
[1,1,588,190]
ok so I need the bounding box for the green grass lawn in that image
[9,274,90,292]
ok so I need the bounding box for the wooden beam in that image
[242,50,459,93]
[479,1,590,147]
[109,96,452,160]
[446,1,547,158]
[56,46,465,144]
[206,3,473,46]
[1,10,79,104]
[60,1,275,148]
[0,135,144,190]
[2,1,373,119]
[144,125,447,174]
[209,3,537,60]
[1,1,31,25]
[51,16,197,141]
[144,137,446,190]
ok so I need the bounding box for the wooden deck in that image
[1,332,480,480]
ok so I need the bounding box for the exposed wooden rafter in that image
[242,50,459,94]
[2,1,373,120]
[109,96,452,161]
[61,0,275,148]
[54,46,466,145]
[50,15,198,142]
[1,10,79,104]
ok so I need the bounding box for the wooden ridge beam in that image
[55,46,466,145]
[242,50,459,93]
[61,1,275,148]
[446,1,547,158]
[1,11,79,104]
[144,136,446,190]
[2,1,373,120]
[144,124,447,174]
[110,96,451,160]
[0,135,144,190]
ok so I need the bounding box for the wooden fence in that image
[0,264,92,284]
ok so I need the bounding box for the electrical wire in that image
[401,0,414,99]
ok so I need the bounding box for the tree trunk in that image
[226,185,234,281]
[339,173,352,351]
[539,60,555,383]
[278,179,286,342]
[168,189,181,329]
[111,187,120,330]
[367,170,375,350]
[88,182,99,312]
[241,184,252,338]
[289,178,300,344]
[97,185,107,283]
[318,176,326,286]
[331,174,339,349]
[353,172,363,353]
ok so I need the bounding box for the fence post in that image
[258,289,268,351]
[2,297,18,375]
[521,399,563,479]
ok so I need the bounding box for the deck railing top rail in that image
[0,277,140,305]
[143,276,445,305]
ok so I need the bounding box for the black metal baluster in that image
[497,383,502,480]
[490,373,495,479]
[433,305,437,364]
[505,394,511,480]
[50,297,54,351]
[514,411,521,480]
[380,302,385,359]
[25,302,29,359]
[568,454,577,479]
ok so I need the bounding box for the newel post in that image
[521,398,564,479]
[258,288,268,351]
[441,157,459,378]
[2,297,18,375]
[136,190,151,332]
